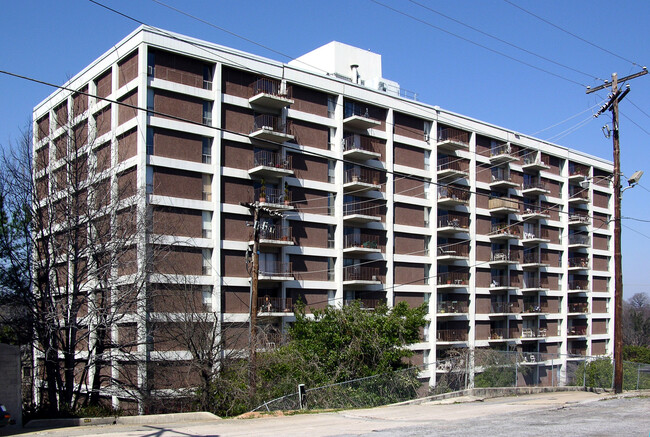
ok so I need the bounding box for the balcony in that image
[489,143,518,163]
[490,302,520,314]
[522,303,547,314]
[489,170,519,189]
[521,204,550,220]
[568,347,587,357]
[254,187,294,211]
[437,300,469,314]
[343,167,381,192]
[248,150,293,178]
[568,279,589,292]
[343,233,382,254]
[489,223,521,240]
[258,296,293,314]
[521,252,550,268]
[248,78,294,110]
[343,266,381,285]
[436,329,468,342]
[488,328,510,341]
[437,271,470,288]
[568,256,590,270]
[437,242,470,262]
[522,179,550,196]
[568,302,589,313]
[568,186,590,204]
[488,197,519,214]
[343,134,381,161]
[568,234,590,248]
[255,226,294,247]
[438,186,470,206]
[568,325,588,337]
[522,153,550,171]
[437,214,470,234]
[489,275,518,291]
[518,327,548,339]
[343,200,382,223]
[489,249,519,266]
[522,228,550,245]
[343,103,381,130]
[437,157,469,180]
[344,298,386,310]
[258,262,293,281]
[437,127,470,151]
[568,212,590,226]
[521,277,549,292]
[568,163,589,181]
[250,114,294,143]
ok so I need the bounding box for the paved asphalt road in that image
[15,391,650,436]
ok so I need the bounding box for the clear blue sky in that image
[1,0,649,298]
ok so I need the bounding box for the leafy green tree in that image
[623,345,650,364]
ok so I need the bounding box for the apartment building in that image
[33,26,614,411]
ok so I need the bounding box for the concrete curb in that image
[24,411,220,429]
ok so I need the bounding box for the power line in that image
[502,0,643,68]
[369,0,587,87]
[407,0,601,81]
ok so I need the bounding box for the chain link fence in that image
[252,351,650,413]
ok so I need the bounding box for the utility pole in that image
[587,67,647,393]
[242,201,282,397]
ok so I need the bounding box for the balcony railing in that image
[568,348,587,356]
[522,204,549,216]
[490,223,522,238]
[491,168,514,183]
[490,302,518,313]
[437,271,470,286]
[343,200,381,217]
[255,187,291,205]
[257,226,292,242]
[569,212,590,224]
[343,134,377,154]
[521,277,549,289]
[488,197,519,211]
[437,329,468,342]
[490,249,519,262]
[344,167,381,185]
[490,143,513,158]
[437,127,469,146]
[252,114,292,135]
[344,233,381,250]
[569,163,589,178]
[522,227,550,241]
[568,256,589,268]
[568,326,588,336]
[522,153,550,167]
[568,234,590,246]
[253,150,292,170]
[569,186,590,200]
[490,275,512,288]
[523,179,547,191]
[438,214,470,230]
[343,266,380,282]
[438,242,469,257]
[568,279,589,291]
[344,298,385,309]
[250,77,291,99]
[437,301,469,314]
[523,252,549,265]
[522,303,547,313]
[569,302,589,313]
[437,156,469,174]
[438,186,470,202]
[489,328,509,340]
[259,261,293,278]
[258,296,293,313]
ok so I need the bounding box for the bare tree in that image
[0,96,168,413]
[624,292,650,346]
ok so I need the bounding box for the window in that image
[327,258,335,281]
[147,51,155,76]
[202,286,212,311]
[424,150,431,171]
[328,160,335,183]
[202,101,213,126]
[328,225,336,248]
[202,174,212,201]
[147,89,155,112]
[202,249,212,275]
[328,193,335,216]
[202,211,212,238]
[327,95,337,119]
[146,167,153,194]
[203,65,213,90]
[146,127,154,155]
[202,138,212,164]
